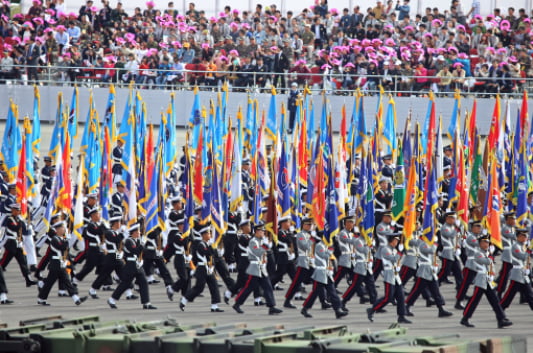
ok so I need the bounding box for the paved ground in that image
[0,266,530,347]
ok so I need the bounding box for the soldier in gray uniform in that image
[500,228,533,310]
[405,239,453,318]
[333,216,356,288]
[460,233,513,328]
[300,231,348,319]
[366,233,411,324]
[437,212,463,289]
[455,221,482,309]
[373,210,394,280]
[496,213,516,297]
[367,232,411,324]
[284,216,314,307]
[341,225,377,309]
[232,222,283,315]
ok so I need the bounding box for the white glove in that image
[351,253,356,259]
[260,263,267,272]
[288,253,295,261]
[120,225,127,233]
[190,269,195,276]
[368,261,373,270]
[137,260,144,268]
[17,241,23,249]
[100,244,107,252]
[207,238,214,246]
[398,243,404,252]
[489,245,495,254]
[395,265,401,273]
[156,249,163,257]
[217,248,225,257]
[185,254,192,262]
[140,238,146,246]
[455,249,461,257]
[116,252,123,260]
[289,226,295,232]
[60,260,67,268]
[433,266,439,273]
[327,270,334,278]
[488,275,494,283]
[207,266,214,275]
[524,269,531,276]
[309,258,315,267]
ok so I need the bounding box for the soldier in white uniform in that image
[300,230,348,319]
[333,216,357,288]
[460,233,512,328]
[367,232,411,324]
[496,212,516,297]
[500,228,533,310]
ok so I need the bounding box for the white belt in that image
[196,262,206,266]
[341,251,351,255]
[107,250,116,254]
[89,242,99,246]
[146,246,155,250]
[278,249,288,252]
[315,266,326,269]
[443,246,453,250]
[5,235,17,240]
[51,256,61,260]
[175,249,184,254]
[126,257,137,261]
[249,261,260,264]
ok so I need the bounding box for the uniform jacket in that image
[311,241,331,284]
[416,241,437,281]
[381,244,401,285]
[246,236,267,277]
[440,223,459,260]
[501,224,516,263]
[295,231,312,269]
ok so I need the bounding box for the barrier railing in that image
[0,64,530,97]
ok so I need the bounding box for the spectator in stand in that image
[498,63,514,93]
[156,56,172,88]
[123,53,138,83]
[289,59,311,87]
[436,65,453,96]
[413,62,428,91]
[396,0,410,21]
[451,62,466,90]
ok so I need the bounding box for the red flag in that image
[487,95,500,151]
[145,124,155,186]
[486,159,502,249]
[193,128,204,204]
[298,113,307,187]
[455,147,469,228]
[59,133,72,210]
[312,149,325,230]
[520,89,528,142]
[467,100,477,165]
[16,134,27,218]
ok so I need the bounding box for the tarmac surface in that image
[0,264,530,348]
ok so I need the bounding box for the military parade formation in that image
[0,86,532,330]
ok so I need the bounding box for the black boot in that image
[301,308,312,318]
[438,307,453,317]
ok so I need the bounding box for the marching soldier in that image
[232,221,283,315]
[0,203,37,287]
[166,212,191,297]
[373,210,394,280]
[40,166,55,203]
[179,224,223,312]
[142,225,175,300]
[284,216,314,308]
[107,223,157,309]
[88,215,137,300]
[380,154,394,180]
[271,216,296,289]
[500,228,533,310]
[404,239,453,318]
[37,220,87,306]
[497,212,516,297]
[367,232,411,324]
[455,221,482,309]
[341,225,377,309]
[223,211,240,273]
[437,211,463,289]
[300,230,348,319]
[41,156,53,184]
[333,216,356,289]
[0,266,12,304]
[73,207,105,283]
[460,233,512,328]
[109,180,126,217]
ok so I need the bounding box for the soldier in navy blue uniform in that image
[112,140,124,183]
[40,165,55,203]
[374,177,392,226]
[109,180,125,217]
[107,223,156,309]
[223,211,240,272]
[271,216,297,290]
[166,212,191,297]
[142,225,175,300]
[37,221,87,306]
[0,203,36,287]
[41,156,53,184]
[73,207,105,283]
[0,184,17,214]
[179,224,223,312]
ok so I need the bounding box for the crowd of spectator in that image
[0,0,532,96]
